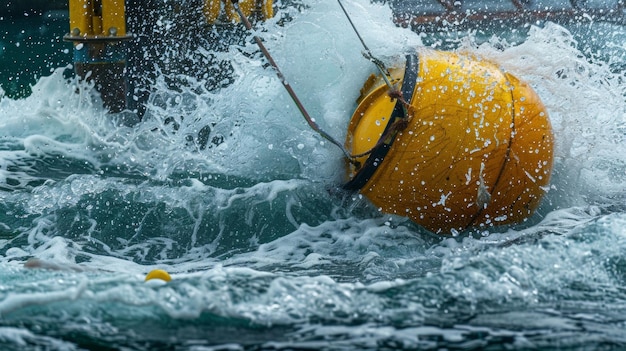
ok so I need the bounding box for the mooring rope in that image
[336,0,412,159]
[231,0,356,161]
[231,0,411,163]
[336,0,396,91]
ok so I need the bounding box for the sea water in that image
[1,0,625,349]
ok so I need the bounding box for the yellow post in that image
[68,0,93,36]
[203,0,221,23]
[101,0,127,36]
[92,14,103,35]
[65,0,132,114]
[68,0,128,37]
[204,0,273,24]
[225,0,254,22]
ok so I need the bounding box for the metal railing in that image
[390,0,625,28]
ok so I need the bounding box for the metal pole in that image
[65,0,132,113]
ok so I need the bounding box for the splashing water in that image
[1,0,626,349]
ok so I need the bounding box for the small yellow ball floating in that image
[344,48,554,234]
[145,269,172,282]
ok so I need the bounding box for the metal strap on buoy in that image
[343,53,419,191]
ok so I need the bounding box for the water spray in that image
[336,0,395,91]
[230,0,354,160]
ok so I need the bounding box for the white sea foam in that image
[0,327,78,350]
[0,0,625,349]
[0,0,621,272]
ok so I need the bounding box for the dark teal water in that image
[0,10,71,98]
[1,1,626,350]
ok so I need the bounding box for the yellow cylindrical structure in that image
[204,0,274,24]
[92,15,103,35]
[203,0,222,24]
[345,48,554,234]
[69,0,94,36]
[261,0,274,20]
[66,0,131,113]
[224,0,254,22]
[68,0,127,37]
[101,0,127,36]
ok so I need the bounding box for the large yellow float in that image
[344,48,554,234]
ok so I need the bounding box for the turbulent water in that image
[1,0,626,349]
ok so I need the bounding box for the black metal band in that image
[344,53,419,191]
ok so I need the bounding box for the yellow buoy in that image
[345,48,554,234]
[145,269,172,282]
